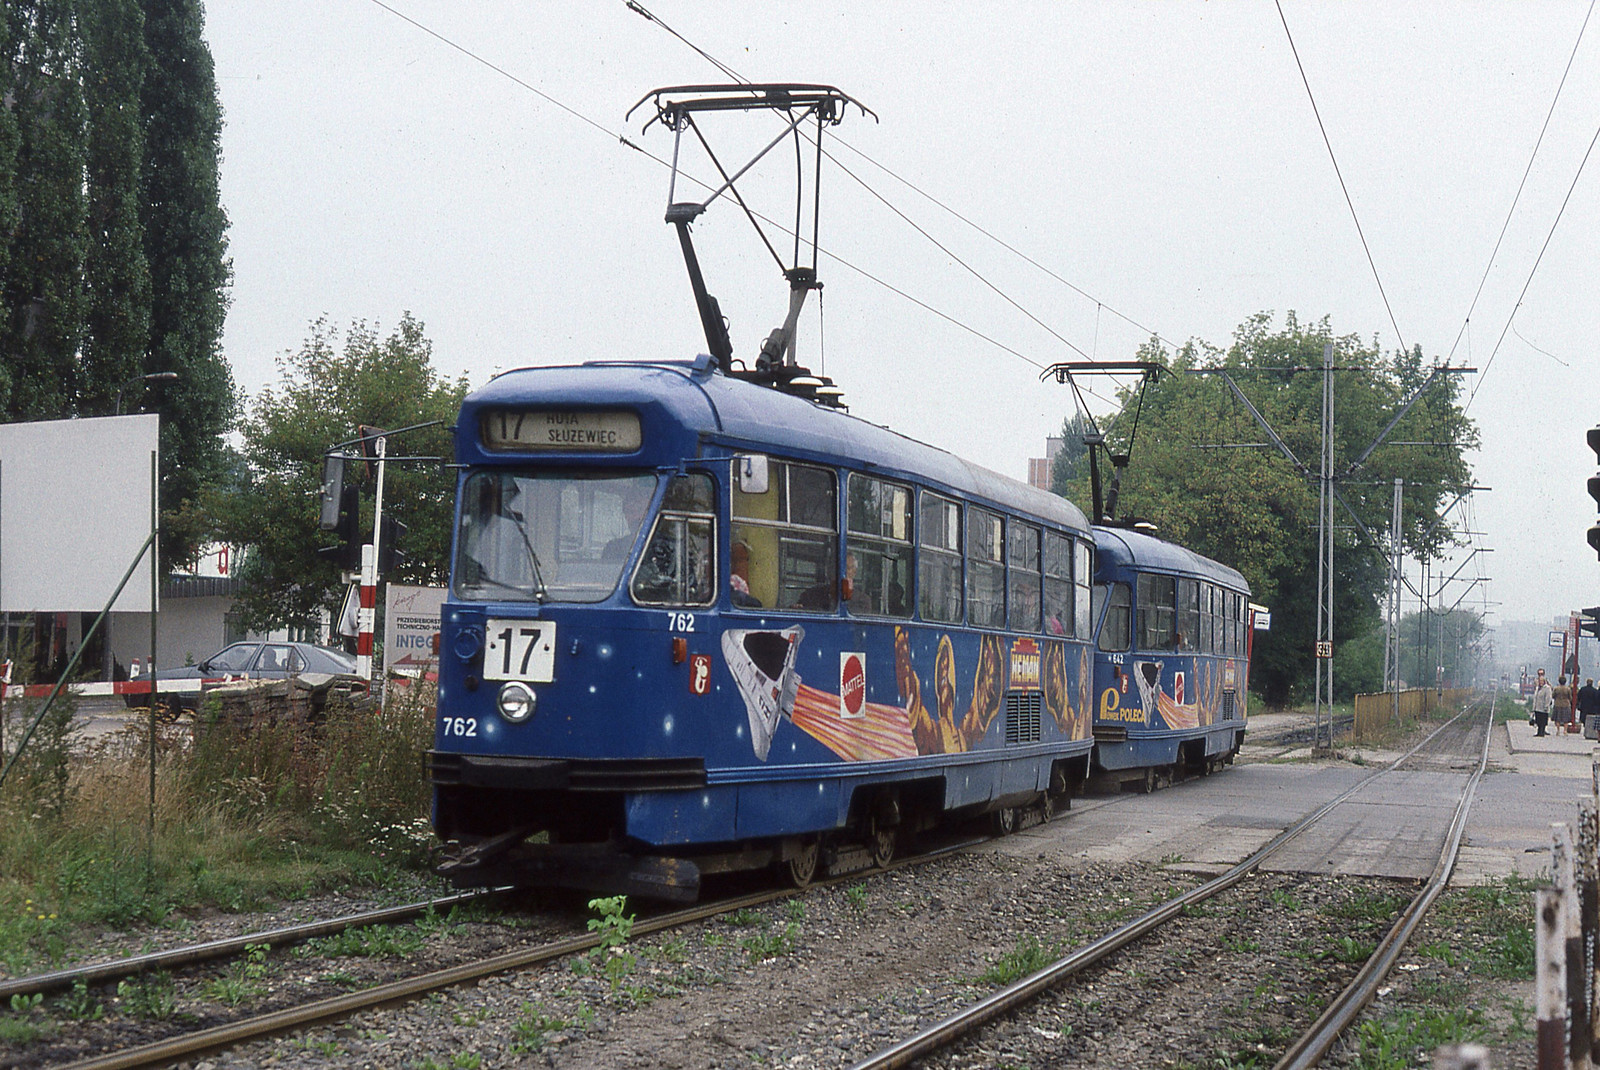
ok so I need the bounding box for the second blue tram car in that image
[1089,525,1252,791]
[428,355,1100,899]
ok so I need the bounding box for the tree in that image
[140,0,235,569]
[1048,411,1094,499]
[0,12,19,413]
[1,0,87,422]
[211,315,470,633]
[80,0,152,416]
[1072,312,1477,705]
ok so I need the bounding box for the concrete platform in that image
[992,713,1595,888]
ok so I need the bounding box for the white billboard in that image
[0,415,159,613]
[384,584,445,677]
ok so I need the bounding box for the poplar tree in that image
[81,0,152,416]
[1,0,88,422]
[140,0,235,568]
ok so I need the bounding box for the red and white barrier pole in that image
[1539,882,1568,1070]
[356,434,387,682]
[356,541,376,679]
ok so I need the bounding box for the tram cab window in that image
[918,493,963,624]
[1008,522,1041,632]
[732,459,838,612]
[1042,532,1071,636]
[1136,573,1177,651]
[1096,582,1131,653]
[967,508,1005,629]
[846,475,913,618]
[1177,578,1199,653]
[631,473,715,607]
[455,470,658,603]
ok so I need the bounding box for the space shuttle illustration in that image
[721,626,805,760]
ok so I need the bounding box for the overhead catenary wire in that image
[1274,0,1407,356]
[366,0,1109,387]
[1443,0,1595,367]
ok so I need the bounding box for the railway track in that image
[45,836,987,1070]
[847,695,1493,1069]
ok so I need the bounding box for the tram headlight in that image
[496,681,536,723]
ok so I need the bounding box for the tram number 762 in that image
[483,619,557,682]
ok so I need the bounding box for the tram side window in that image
[1195,583,1210,653]
[631,473,715,606]
[1136,572,1177,651]
[1203,585,1216,652]
[1042,531,1071,636]
[1097,582,1131,652]
[1008,522,1041,632]
[1231,591,1244,655]
[846,474,913,617]
[918,493,963,623]
[1177,578,1199,653]
[967,508,1005,629]
[732,459,838,612]
[1075,539,1093,639]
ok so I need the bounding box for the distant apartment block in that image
[1028,436,1064,491]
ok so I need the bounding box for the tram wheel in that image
[992,806,1017,836]
[785,838,820,888]
[1140,768,1158,794]
[868,821,896,868]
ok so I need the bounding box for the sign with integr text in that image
[384,584,446,677]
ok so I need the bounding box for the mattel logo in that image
[839,651,866,720]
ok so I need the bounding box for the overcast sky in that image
[205,2,1600,633]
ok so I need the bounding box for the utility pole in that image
[1385,477,1402,724]
[1314,343,1335,752]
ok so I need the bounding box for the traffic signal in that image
[1583,608,1600,641]
[376,514,407,576]
[1590,427,1600,558]
[317,485,361,571]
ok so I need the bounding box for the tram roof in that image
[460,357,1091,535]
[1093,525,1249,592]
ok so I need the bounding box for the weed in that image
[587,895,636,990]
[1326,890,1405,922]
[741,920,802,963]
[116,971,178,1020]
[320,970,360,987]
[204,942,271,1006]
[703,932,725,949]
[1220,935,1260,954]
[656,935,689,963]
[785,898,805,923]
[726,907,761,928]
[1268,888,1302,910]
[1160,851,1185,864]
[57,979,103,1021]
[300,923,425,959]
[846,883,868,910]
[1349,1006,1485,1069]
[979,934,1057,986]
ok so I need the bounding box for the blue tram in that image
[428,355,1100,900]
[1089,525,1252,791]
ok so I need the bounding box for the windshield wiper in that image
[511,520,549,603]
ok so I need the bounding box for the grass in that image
[0,682,438,975]
[979,934,1059,987]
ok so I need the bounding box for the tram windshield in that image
[454,470,658,602]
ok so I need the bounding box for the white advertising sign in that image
[384,584,446,677]
[0,415,158,613]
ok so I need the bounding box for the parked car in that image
[123,641,363,713]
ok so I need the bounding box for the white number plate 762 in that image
[483,620,557,682]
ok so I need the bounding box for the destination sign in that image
[482,410,642,452]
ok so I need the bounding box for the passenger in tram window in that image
[730,540,761,608]
[603,484,654,561]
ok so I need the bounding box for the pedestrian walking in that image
[1530,669,1554,737]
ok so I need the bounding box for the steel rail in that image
[0,889,507,1002]
[57,837,985,1070]
[1273,694,1494,1069]
[849,696,1492,1070]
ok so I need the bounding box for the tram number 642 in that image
[484,619,557,682]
